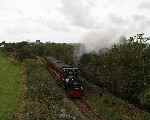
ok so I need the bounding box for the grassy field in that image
[0,50,22,120]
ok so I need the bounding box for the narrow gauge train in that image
[46,57,84,98]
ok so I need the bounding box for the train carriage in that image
[46,57,84,98]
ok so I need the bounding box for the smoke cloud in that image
[81,30,116,53]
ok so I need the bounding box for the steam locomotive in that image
[46,57,84,98]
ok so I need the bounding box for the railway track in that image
[71,97,103,120]
[40,57,104,120]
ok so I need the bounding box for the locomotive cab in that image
[63,67,84,97]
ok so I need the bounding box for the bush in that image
[140,88,150,109]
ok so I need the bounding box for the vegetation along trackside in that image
[0,50,23,120]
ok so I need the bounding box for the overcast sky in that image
[0,0,150,43]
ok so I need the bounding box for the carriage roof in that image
[47,57,73,69]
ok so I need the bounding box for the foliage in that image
[3,42,75,64]
[80,34,150,109]
[87,94,150,120]
[140,87,150,109]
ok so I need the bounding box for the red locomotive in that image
[46,57,84,98]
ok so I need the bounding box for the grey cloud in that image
[140,20,150,31]
[60,0,98,29]
[86,0,98,7]
[131,14,150,31]
[33,16,71,32]
[132,14,147,21]
[109,14,127,25]
[138,1,150,10]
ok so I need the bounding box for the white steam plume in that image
[79,28,123,55]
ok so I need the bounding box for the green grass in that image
[87,94,150,120]
[0,51,22,120]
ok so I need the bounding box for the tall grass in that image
[0,50,22,120]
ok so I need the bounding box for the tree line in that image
[1,41,75,65]
[79,34,150,109]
